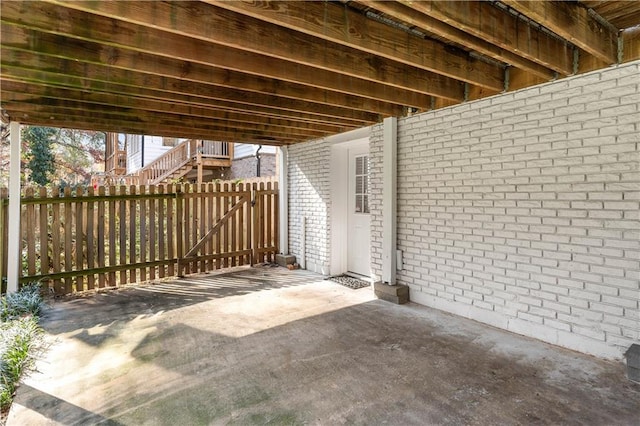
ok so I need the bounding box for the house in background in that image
[104,133,276,185]
[231,144,277,179]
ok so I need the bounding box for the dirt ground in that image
[7,266,640,425]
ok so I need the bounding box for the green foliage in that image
[17,126,106,188]
[23,126,56,186]
[0,285,45,416]
[0,283,45,322]
[54,129,105,187]
[0,317,42,414]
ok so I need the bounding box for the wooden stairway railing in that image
[137,140,232,185]
[139,140,192,185]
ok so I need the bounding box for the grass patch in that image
[0,284,45,423]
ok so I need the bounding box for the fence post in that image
[176,184,184,277]
[0,189,5,292]
[251,182,258,264]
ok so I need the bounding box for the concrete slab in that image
[7,266,640,425]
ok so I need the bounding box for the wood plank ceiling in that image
[1,1,639,145]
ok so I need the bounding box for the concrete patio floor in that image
[7,266,640,425]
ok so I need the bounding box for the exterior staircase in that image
[102,136,233,186]
[137,139,232,185]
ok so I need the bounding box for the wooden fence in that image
[0,180,278,295]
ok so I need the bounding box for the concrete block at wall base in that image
[625,344,640,383]
[276,254,296,267]
[627,367,640,383]
[374,281,409,304]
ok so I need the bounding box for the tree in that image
[0,126,106,188]
[23,126,56,186]
[53,129,105,186]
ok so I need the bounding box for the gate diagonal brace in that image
[183,194,247,258]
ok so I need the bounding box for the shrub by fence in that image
[0,179,278,295]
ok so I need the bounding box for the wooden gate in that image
[0,179,279,295]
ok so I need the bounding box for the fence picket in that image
[119,185,127,285]
[167,184,175,277]
[205,183,214,271]
[183,184,190,274]
[51,187,62,293]
[128,185,137,284]
[231,184,238,267]
[198,184,206,272]
[176,184,184,277]
[38,187,48,287]
[222,182,229,268]
[86,186,95,290]
[25,188,36,277]
[157,185,165,279]
[259,182,266,263]
[215,182,222,270]
[75,187,85,291]
[149,185,156,281]
[140,185,147,283]
[98,186,106,288]
[63,187,73,292]
[239,183,246,266]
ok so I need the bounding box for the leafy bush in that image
[0,283,45,322]
[0,317,42,412]
[0,284,45,418]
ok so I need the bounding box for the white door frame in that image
[330,136,369,277]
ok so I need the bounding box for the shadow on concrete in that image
[12,384,123,426]
[12,267,640,425]
[41,265,315,340]
[110,300,640,425]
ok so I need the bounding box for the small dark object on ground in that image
[624,344,640,383]
[328,275,371,290]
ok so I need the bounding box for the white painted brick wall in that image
[287,139,332,274]
[371,61,640,359]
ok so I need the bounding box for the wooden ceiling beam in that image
[397,0,574,76]
[4,1,455,105]
[0,47,386,125]
[6,112,298,145]
[2,104,308,144]
[0,83,351,137]
[212,0,504,91]
[581,1,639,28]
[0,64,376,137]
[358,0,556,80]
[501,0,618,65]
[49,0,462,101]
[623,26,640,63]
[2,100,325,140]
[0,24,404,117]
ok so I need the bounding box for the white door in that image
[347,147,371,276]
